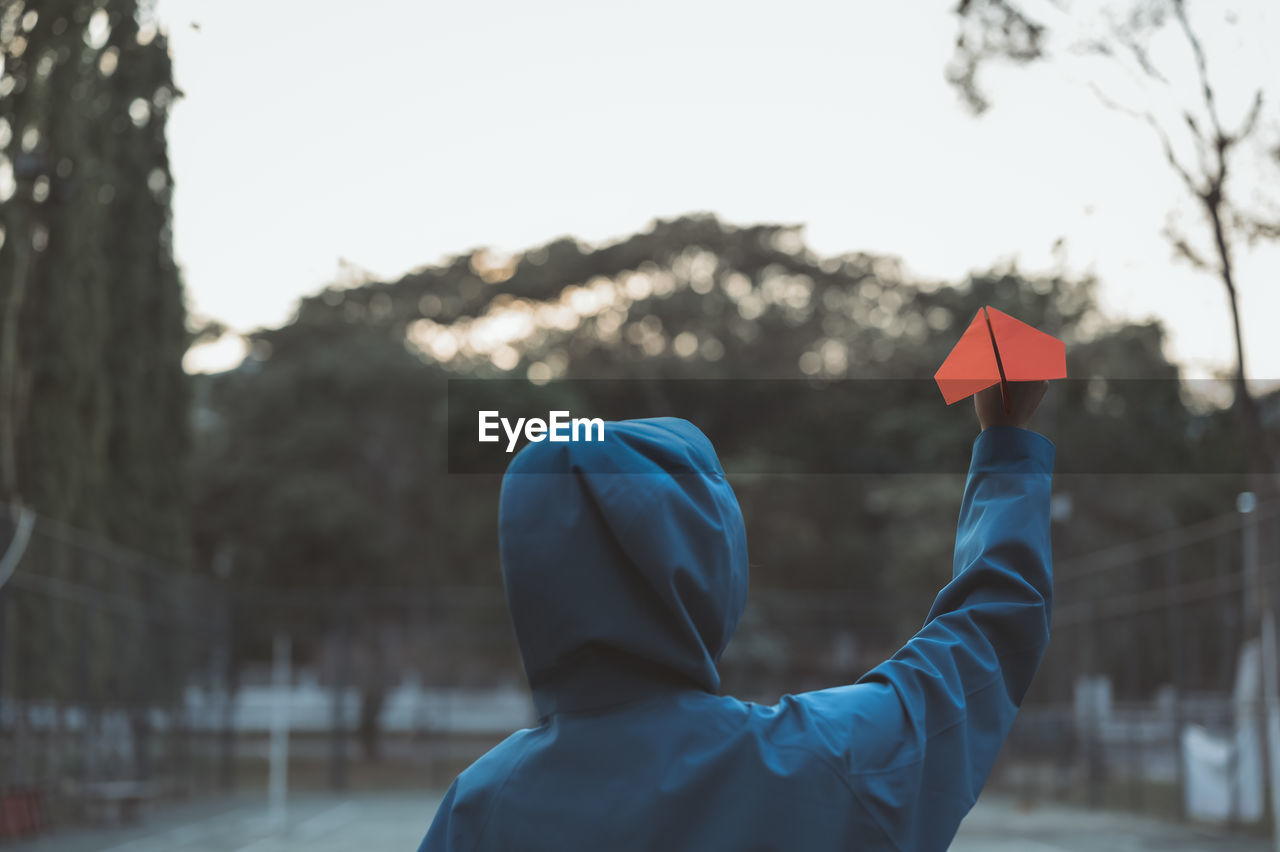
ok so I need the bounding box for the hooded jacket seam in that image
[849,639,1039,777]
[784,687,996,851]
[469,746,538,852]
[772,740,907,852]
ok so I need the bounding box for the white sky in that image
[159,0,1280,385]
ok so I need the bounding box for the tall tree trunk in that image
[0,202,32,503]
[1204,187,1277,487]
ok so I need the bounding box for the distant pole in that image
[1262,614,1280,852]
[268,632,291,829]
[1241,492,1280,850]
[1165,548,1186,822]
[330,603,351,793]
[1244,492,1260,626]
[0,507,34,720]
[217,594,236,792]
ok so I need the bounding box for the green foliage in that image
[192,333,444,596]
[1,0,188,553]
[0,0,190,705]
[192,214,1250,695]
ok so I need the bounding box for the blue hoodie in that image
[418,418,1053,852]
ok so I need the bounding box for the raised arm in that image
[782,383,1054,850]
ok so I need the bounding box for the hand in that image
[975,380,1048,431]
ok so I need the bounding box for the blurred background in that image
[2,0,1280,849]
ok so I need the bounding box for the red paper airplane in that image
[934,306,1066,407]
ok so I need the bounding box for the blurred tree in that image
[0,0,188,554]
[191,330,476,759]
[192,213,1241,704]
[947,0,1280,481]
[0,0,190,768]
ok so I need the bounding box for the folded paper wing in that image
[934,306,1066,405]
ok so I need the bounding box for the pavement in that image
[7,790,1275,851]
[951,794,1273,851]
[6,793,441,852]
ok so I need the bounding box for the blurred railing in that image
[3,496,1280,835]
[993,495,1280,830]
[0,505,231,835]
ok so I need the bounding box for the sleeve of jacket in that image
[784,426,1054,851]
[417,780,472,852]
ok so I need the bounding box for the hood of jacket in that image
[498,417,749,719]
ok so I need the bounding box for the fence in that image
[3,495,1280,836]
[0,505,231,837]
[998,493,1280,829]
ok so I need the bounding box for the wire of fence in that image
[2,496,1278,834]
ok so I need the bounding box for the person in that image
[418,380,1053,851]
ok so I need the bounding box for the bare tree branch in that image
[1237,89,1265,141]
[1116,27,1171,88]
[1180,109,1216,181]
[1086,81,1201,195]
[947,0,1048,113]
[1181,110,1202,140]
[1163,222,1214,271]
[1237,212,1280,246]
[1173,0,1227,146]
